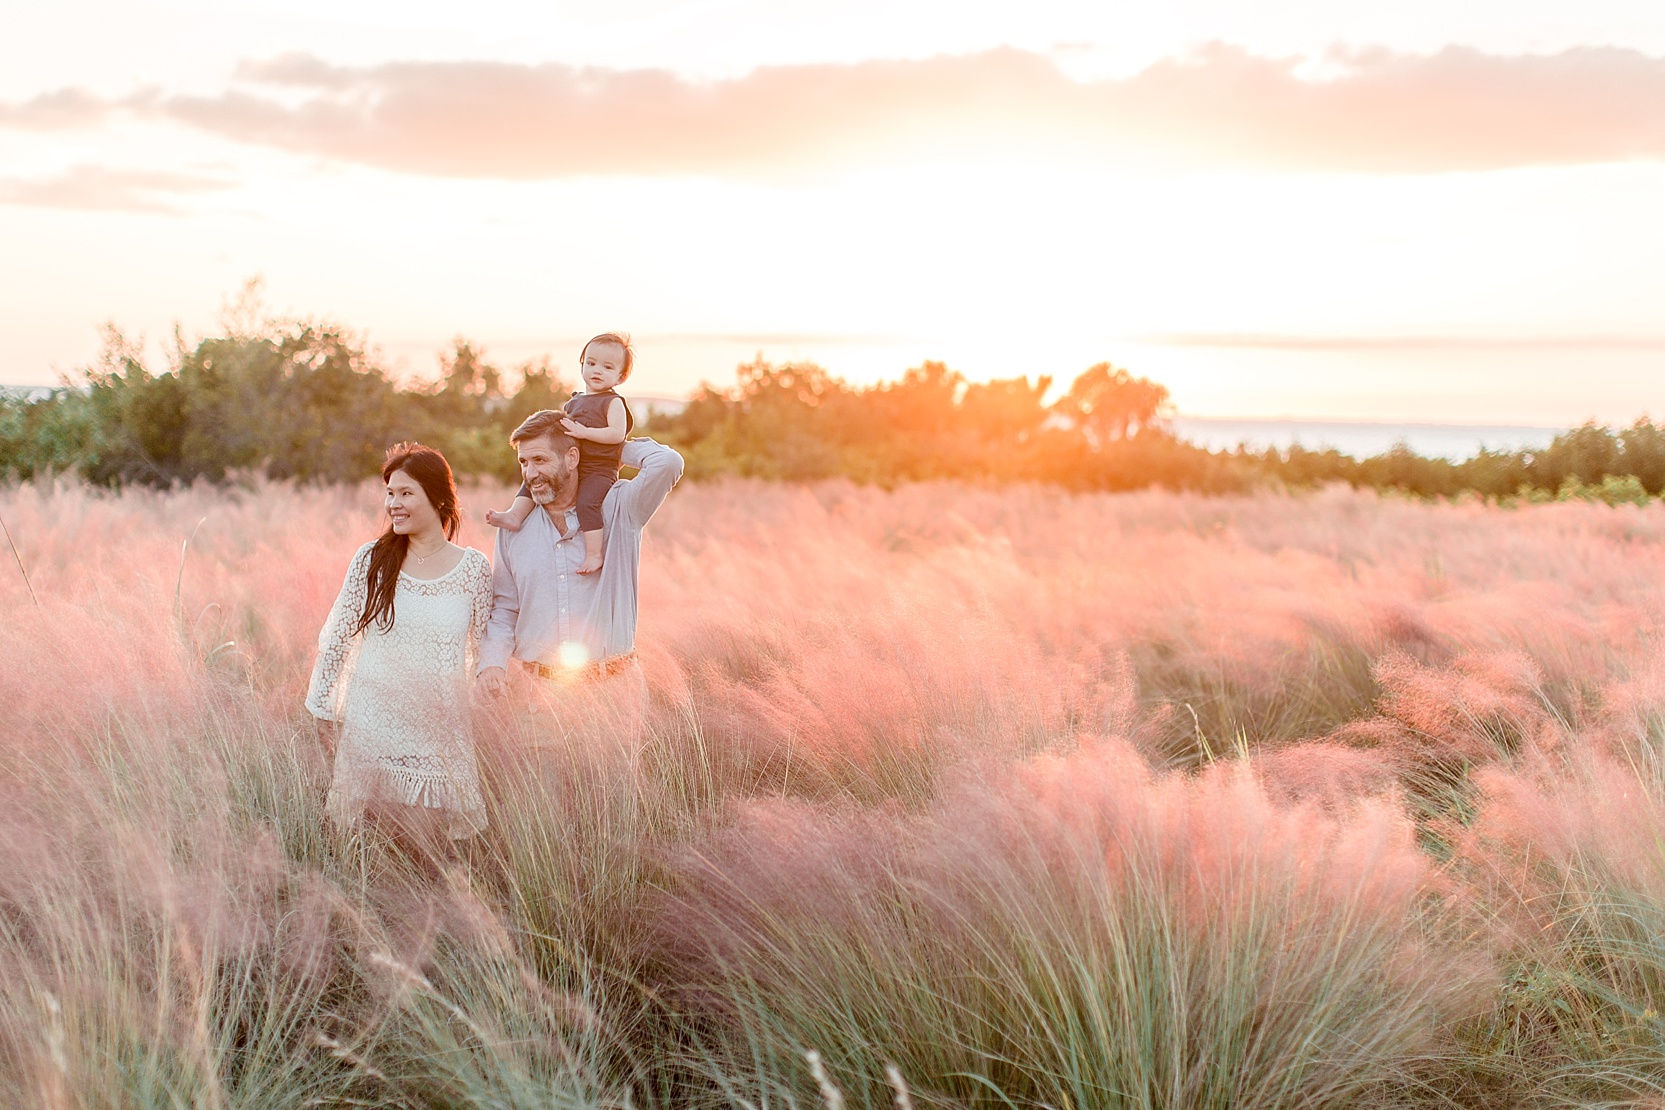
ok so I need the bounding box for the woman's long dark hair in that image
[353,443,461,636]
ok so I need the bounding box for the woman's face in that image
[385,469,441,537]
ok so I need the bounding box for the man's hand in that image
[315,718,340,757]
[477,666,508,698]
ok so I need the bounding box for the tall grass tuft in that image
[660,741,1483,1109]
[1451,658,1665,1105]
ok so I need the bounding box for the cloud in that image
[8,44,1665,177]
[157,51,1071,178]
[0,165,235,214]
[0,88,113,130]
[1139,43,1665,173]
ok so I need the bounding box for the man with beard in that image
[475,409,683,732]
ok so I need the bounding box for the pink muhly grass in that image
[1250,740,1401,809]
[1444,655,1665,1103]
[1455,771,1665,1099]
[1374,651,1569,765]
[0,787,354,1105]
[1302,649,1573,823]
[6,476,1665,1104]
[658,740,1483,1109]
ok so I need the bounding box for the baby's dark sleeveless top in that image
[563,390,634,471]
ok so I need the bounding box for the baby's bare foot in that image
[576,554,604,575]
[486,509,523,532]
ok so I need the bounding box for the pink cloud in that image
[8,44,1665,177]
[0,88,114,130]
[0,165,234,214]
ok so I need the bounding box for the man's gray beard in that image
[527,474,569,506]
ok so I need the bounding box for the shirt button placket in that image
[557,543,568,636]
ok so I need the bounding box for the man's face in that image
[516,435,578,504]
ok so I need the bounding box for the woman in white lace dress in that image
[306,443,494,842]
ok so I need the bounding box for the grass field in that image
[4,476,1665,1108]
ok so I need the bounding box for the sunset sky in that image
[4,0,1664,423]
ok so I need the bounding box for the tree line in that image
[2,318,1661,503]
[0,324,558,487]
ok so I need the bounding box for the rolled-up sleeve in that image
[477,532,519,673]
[618,438,685,531]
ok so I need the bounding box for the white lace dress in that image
[305,542,494,837]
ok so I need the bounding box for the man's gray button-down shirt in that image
[478,438,684,673]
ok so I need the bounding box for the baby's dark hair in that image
[581,332,634,382]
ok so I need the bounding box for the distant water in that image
[1173,418,1565,461]
[633,402,1566,460]
[1,385,57,402]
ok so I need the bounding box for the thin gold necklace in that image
[410,537,447,564]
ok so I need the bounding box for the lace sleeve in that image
[464,548,493,669]
[305,543,374,721]
[477,529,518,674]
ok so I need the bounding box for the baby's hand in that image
[559,416,584,436]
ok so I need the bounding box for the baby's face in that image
[581,342,627,393]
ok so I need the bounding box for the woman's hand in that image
[315,718,340,757]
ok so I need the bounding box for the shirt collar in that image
[543,505,578,537]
